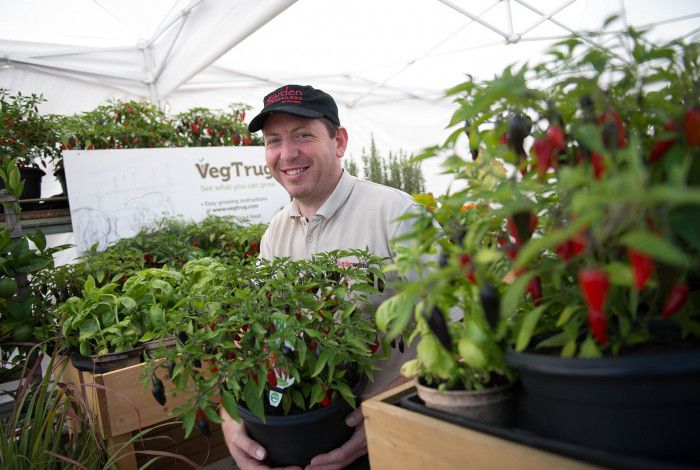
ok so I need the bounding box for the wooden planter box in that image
[362,382,598,470]
[55,355,228,470]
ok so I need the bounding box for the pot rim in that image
[504,348,700,377]
[414,377,516,397]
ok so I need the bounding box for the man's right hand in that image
[220,407,302,470]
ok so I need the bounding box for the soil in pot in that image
[505,348,700,462]
[70,347,143,373]
[415,375,516,426]
[237,371,368,467]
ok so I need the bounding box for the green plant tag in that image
[268,390,282,407]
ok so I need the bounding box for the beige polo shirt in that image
[260,170,421,397]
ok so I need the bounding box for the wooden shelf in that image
[362,383,599,470]
[56,356,225,470]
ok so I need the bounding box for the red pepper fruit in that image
[369,341,379,354]
[192,240,200,248]
[546,125,566,151]
[457,254,477,284]
[240,110,246,121]
[684,107,700,147]
[587,308,608,344]
[578,267,609,312]
[206,127,214,136]
[649,119,678,163]
[590,152,605,179]
[308,340,318,352]
[232,133,241,145]
[191,123,200,135]
[555,241,573,261]
[267,370,277,387]
[508,212,537,247]
[320,390,332,407]
[532,137,554,180]
[527,276,542,306]
[243,136,253,146]
[570,232,587,256]
[628,249,654,291]
[662,284,689,318]
[226,351,236,360]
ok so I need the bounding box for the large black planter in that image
[238,374,368,467]
[0,166,45,211]
[505,348,700,461]
[70,348,143,374]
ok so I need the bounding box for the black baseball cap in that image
[248,84,340,133]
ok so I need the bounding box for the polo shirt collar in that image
[288,170,355,220]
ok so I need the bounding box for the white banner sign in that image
[63,146,289,253]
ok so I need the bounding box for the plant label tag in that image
[275,368,295,389]
[269,390,283,407]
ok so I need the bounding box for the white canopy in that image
[2,0,699,194]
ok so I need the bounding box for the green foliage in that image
[345,135,426,194]
[390,21,700,364]
[0,89,60,169]
[144,249,386,432]
[0,354,108,469]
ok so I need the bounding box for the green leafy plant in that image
[58,265,184,356]
[0,89,60,170]
[401,20,700,361]
[143,249,386,437]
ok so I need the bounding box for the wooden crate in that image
[56,355,227,470]
[362,382,600,470]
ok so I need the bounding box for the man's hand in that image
[304,408,367,470]
[220,407,302,470]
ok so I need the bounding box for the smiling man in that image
[220,84,424,470]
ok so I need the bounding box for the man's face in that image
[263,113,348,209]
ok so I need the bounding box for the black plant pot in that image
[238,374,368,467]
[505,348,700,461]
[70,347,143,374]
[0,166,45,211]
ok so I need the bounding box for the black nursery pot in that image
[505,348,700,461]
[70,347,143,373]
[238,374,368,467]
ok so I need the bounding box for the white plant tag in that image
[269,390,283,407]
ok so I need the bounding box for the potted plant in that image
[57,264,185,372]
[143,248,386,467]
[413,20,699,463]
[0,89,60,202]
[376,155,518,426]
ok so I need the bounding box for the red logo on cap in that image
[266,86,303,106]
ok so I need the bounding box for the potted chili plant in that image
[416,20,700,463]
[143,248,386,467]
[377,157,517,426]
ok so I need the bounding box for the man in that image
[221,84,422,470]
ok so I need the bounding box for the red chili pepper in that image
[240,111,246,121]
[320,390,332,407]
[662,284,689,318]
[308,340,318,352]
[578,267,609,312]
[649,119,678,163]
[555,241,573,261]
[532,137,554,180]
[570,232,587,256]
[527,276,542,306]
[628,249,654,291]
[684,107,700,148]
[587,308,608,344]
[590,152,606,179]
[547,125,566,151]
[457,254,477,284]
[369,341,379,354]
[192,240,200,248]
[267,370,277,387]
[226,351,236,360]
[191,123,200,135]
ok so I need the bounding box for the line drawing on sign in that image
[72,207,113,251]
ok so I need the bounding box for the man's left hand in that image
[304,407,366,470]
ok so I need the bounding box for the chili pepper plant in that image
[398,20,700,360]
[377,157,517,391]
[142,249,386,437]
